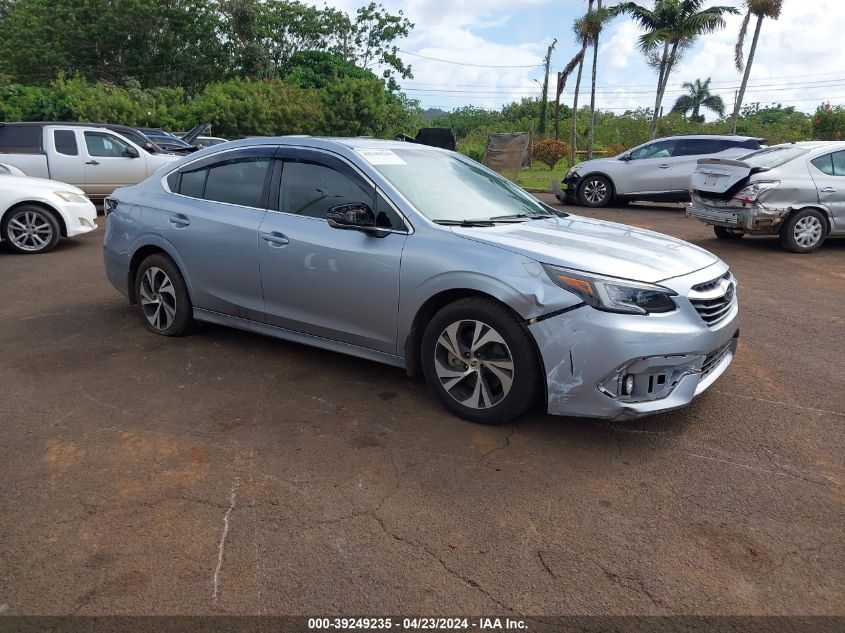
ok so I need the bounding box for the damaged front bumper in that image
[552,174,581,203]
[528,263,739,420]
[687,195,791,234]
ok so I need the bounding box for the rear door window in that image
[54,130,78,156]
[204,157,270,208]
[678,138,722,156]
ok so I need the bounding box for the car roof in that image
[222,136,443,152]
[657,134,764,142]
[766,141,838,150]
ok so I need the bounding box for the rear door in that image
[82,130,146,197]
[617,139,678,194]
[809,150,845,232]
[45,128,85,188]
[160,146,275,320]
[257,148,409,353]
[669,138,724,193]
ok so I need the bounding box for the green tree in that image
[0,0,230,90]
[566,0,594,166]
[616,0,738,138]
[671,77,725,122]
[730,0,783,133]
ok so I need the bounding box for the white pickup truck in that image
[0,122,179,201]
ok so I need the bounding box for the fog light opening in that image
[622,374,635,396]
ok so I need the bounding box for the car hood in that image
[570,157,619,175]
[452,215,718,284]
[0,175,85,195]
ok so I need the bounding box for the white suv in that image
[555,135,763,207]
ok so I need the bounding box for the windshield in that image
[148,134,191,148]
[739,146,809,169]
[361,148,553,222]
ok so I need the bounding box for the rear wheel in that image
[714,226,745,240]
[134,253,195,336]
[779,209,827,253]
[1,205,61,254]
[421,298,541,425]
[578,175,613,208]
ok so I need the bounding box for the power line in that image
[397,49,543,69]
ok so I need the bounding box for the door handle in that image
[820,187,836,193]
[261,231,289,246]
[85,160,100,166]
[168,214,190,228]
[659,164,670,169]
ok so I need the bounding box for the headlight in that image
[543,265,677,315]
[54,191,89,203]
[733,180,780,202]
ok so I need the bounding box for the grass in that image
[500,163,568,191]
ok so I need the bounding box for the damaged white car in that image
[688,142,845,253]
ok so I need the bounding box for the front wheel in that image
[1,205,61,254]
[421,298,542,425]
[779,209,828,253]
[134,253,195,336]
[714,226,745,240]
[578,175,613,208]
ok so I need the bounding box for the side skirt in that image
[193,308,406,369]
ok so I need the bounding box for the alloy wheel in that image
[434,319,515,410]
[793,216,823,248]
[7,209,54,252]
[583,179,608,205]
[139,267,177,331]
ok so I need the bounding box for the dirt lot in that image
[0,200,843,617]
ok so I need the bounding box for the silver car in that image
[103,138,739,424]
[688,141,845,253]
[556,135,763,207]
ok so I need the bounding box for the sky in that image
[324,0,845,117]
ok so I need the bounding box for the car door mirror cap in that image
[124,147,140,158]
[327,203,389,238]
[619,154,632,161]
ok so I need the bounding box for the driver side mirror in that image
[327,203,388,238]
[123,147,140,159]
[619,154,632,161]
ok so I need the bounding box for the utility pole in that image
[538,38,557,136]
[554,72,563,139]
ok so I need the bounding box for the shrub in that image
[532,138,570,170]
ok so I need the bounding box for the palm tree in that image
[560,2,617,165]
[616,0,738,138]
[671,77,725,121]
[586,1,619,159]
[730,0,783,133]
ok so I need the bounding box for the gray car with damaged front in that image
[103,137,739,425]
[688,141,845,252]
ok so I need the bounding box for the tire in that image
[714,226,745,240]
[1,205,61,254]
[578,175,613,208]
[421,297,542,425]
[779,209,828,253]
[134,253,195,336]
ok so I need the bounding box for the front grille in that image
[690,272,736,326]
[702,340,732,376]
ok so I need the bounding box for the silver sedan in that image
[104,138,739,425]
[689,141,845,253]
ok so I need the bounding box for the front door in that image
[258,149,409,354]
[617,139,678,195]
[160,146,275,321]
[81,131,147,198]
[809,150,845,232]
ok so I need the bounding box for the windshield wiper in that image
[488,213,555,221]
[433,219,497,227]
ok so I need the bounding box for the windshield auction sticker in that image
[356,149,407,165]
